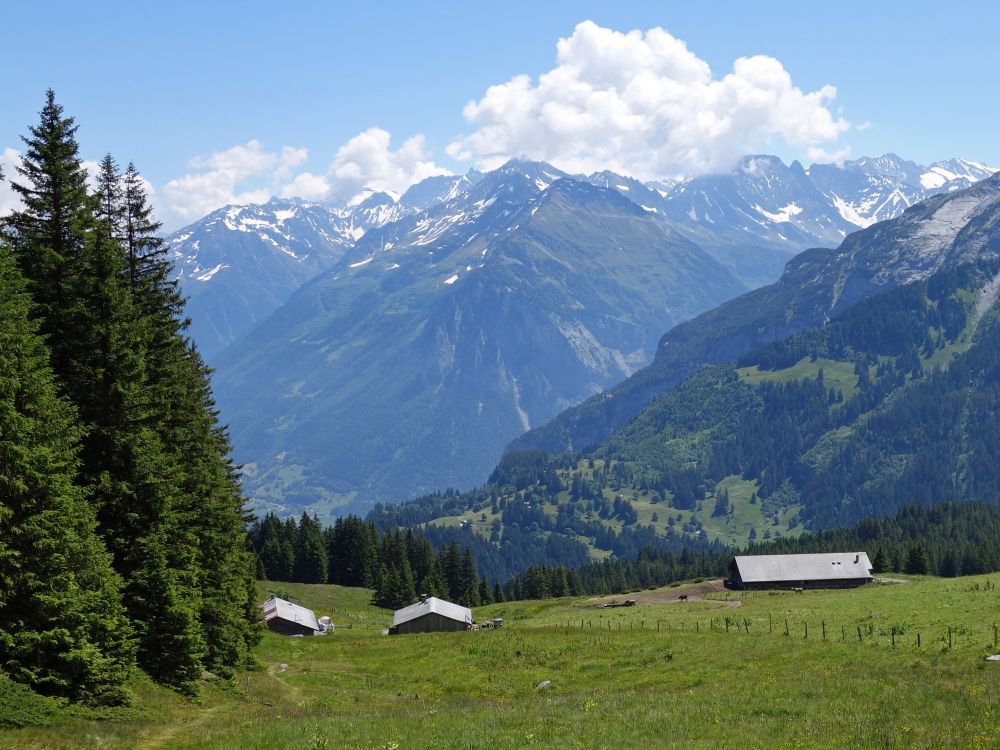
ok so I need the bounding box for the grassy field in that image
[2,576,999,749]
[736,357,860,400]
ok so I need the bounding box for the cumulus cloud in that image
[325,127,451,202]
[446,20,851,179]
[162,140,308,225]
[159,131,450,225]
[279,171,330,201]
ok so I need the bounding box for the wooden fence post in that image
[804,622,808,640]
[822,621,826,640]
[857,626,862,642]
[948,626,952,648]
[769,613,773,634]
[890,627,896,649]
[841,625,845,641]
[784,618,789,637]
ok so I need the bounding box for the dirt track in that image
[580,579,742,608]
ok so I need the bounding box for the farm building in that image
[390,596,472,635]
[261,596,322,636]
[728,552,874,590]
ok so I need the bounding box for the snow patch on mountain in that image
[195,263,228,282]
[830,194,878,228]
[756,202,802,223]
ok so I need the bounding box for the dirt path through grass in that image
[134,704,222,750]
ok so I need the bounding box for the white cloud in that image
[446,20,851,179]
[0,148,22,216]
[279,171,330,200]
[161,140,308,225]
[159,131,450,226]
[806,145,853,165]
[325,127,450,202]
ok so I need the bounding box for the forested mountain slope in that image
[511,173,1000,457]
[372,256,1000,579]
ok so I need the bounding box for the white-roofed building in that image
[728,552,873,590]
[391,596,473,635]
[260,596,322,636]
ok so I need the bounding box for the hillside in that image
[169,195,412,359]
[511,172,1000,457]
[373,256,1000,576]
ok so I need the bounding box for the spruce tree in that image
[479,575,493,605]
[6,90,92,374]
[0,244,134,704]
[293,512,328,583]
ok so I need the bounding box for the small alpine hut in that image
[728,552,874,590]
[390,596,472,635]
[261,596,322,636]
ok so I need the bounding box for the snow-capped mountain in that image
[808,154,998,229]
[168,151,996,360]
[211,160,745,517]
[589,154,998,288]
[169,195,414,359]
[399,170,484,210]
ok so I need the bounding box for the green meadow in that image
[2,576,999,749]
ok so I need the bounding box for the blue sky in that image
[2,1,998,228]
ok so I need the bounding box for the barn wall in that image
[737,577,872,591]
[266,619,316,636]
[395,612,468,634]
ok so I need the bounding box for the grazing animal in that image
[678,594,689,602]
[791,586,805,593]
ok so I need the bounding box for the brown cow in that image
[678,594,689,602]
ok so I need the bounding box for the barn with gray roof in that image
[391,596,472,634]
[728,552,873,590]
[261,596,321,636]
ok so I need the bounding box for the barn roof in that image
[261,596,321,631]
[392,597,472,627]
[733,552,873,583]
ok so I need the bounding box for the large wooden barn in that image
[260,596,322,636]
[728,552,874,590]
[390,596,472,635]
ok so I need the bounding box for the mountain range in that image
[171,154,994,361]
[211,162,745,516]
[165,152,996,518]
[372,174,1000,582]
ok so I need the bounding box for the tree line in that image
[502,502,1000,599]
[248,514,503,609]
[0,91,259,704]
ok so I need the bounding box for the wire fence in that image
[536,614,1000,653]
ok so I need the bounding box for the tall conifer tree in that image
[0,242,134,704]
[7,91,259,690]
